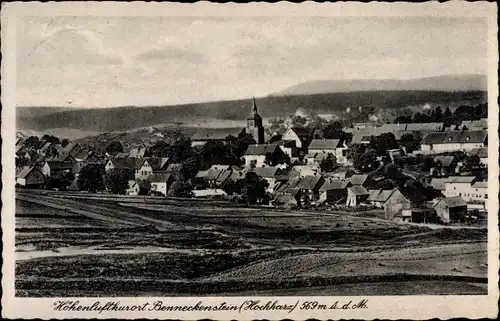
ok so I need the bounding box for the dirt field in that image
[15,189,488,297]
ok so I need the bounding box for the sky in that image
[17,16,488,107]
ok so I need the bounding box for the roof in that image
[16,166,40,179]
[461,119,487,130]
[367,189,395,202]
[444,130,487,144]
[61,143,81,156]
[145,157,170,171]
[430,178,449,191]
[166,163,183,172]
[252,167,280,178]
[295,175,324,190]
[471,181,487,188]
[434,156,455,168]
[319,179,349,191]
[349,174,369,186]
[274,167,300,181]
[150,172,173,182]
[45,161,75,170]
[73,149,93,161]
[274,192,298,205]
[421,132,448,145]
[193,189,227,197]
[191,127,245,141]
[109,157,144,170]
[129,147,147,158]
[307,152,331,161]
[396,187,427,203]
[244,144,279,156]
[308,139,341,150]
[348,185,369,196]
[406,122,444,131]
[446,176,476,184]
[228,170,246,182]
[436,196,467,208]
[271,140,296,148]
[471,147,488,158]
[275,177,301,193]
[216,170,232,183]
[380,123,407,133]
[289,127,315,138]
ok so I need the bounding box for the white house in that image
[443,176,477,201]
[244,144,283,168]
[421,130,487,154]
[281,127,315,151]
[126,180,140,196]
[16,166,45,187]
[308,139,350,165]
[150,172,177,196]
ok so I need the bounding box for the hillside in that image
[276,74,487,96]
[16,90,487,134]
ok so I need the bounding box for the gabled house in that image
[150,172,177,196]
[470,147,488,166]
[319,179,349,204]
[443,176,477,200]
[384,188,427,221]
[349,174,372,187]
[421,130,487,154]
[126,180,140,196]
[281,127,315,153]
[433,155,457,175]
[194,165,232,188]
[308,138,350,165]
[273,188,300,208]
[16,166,45,188]
[346,186,370,207]
[60,143,83,158]
[104,158,144,180]
[295,175,325,202]
[367,189,395,208]
[434,197,468,224]
[272,140,298,158]
[129,147,147,158]
[251,167,280,193]
[42,161,74,177]
[191,127,246,147]
[244,144,284,168]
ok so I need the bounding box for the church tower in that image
[247,97,265,144]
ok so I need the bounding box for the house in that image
[191,127,246,147]
[281,127,315,153]
[273,189,300,208]
[251,167,280,193]
[244,144,283,168]
[319,179,349,204]
[401,208,439,223]
[443,176,477,201]
[433,155,457,175]
[16,166,45,188]
[294,165,321,177]
[470,147,488,166]
[459,119,488,130]
[420,130,487,154]
[136,157,171,180]
[367,189,395,208]
[129,147,147,158]
[349,174,371,187]
[430,178,449,192]
[308,139,349,165]
[295,175,326,202]
[60,143,83,158]
[194,165,232,188]
[469,181,488,209]
[193,188,228,199]
[126,180,140,196]
[272,140,298,158]
[41,161,74,177]
[384,188,427,221]
[150,172,177,196]
[306,151,332,166]
[104,158,143,180]
[345,186,370,207]
[434,197,468,224]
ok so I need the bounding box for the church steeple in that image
[247,97,265,144]
[252,97,258,116]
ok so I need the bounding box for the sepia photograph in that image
[2,2,499,320]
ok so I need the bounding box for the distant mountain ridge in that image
[16,74,487,135]
[275,74,487,96]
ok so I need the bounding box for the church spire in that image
[252,97,258,115]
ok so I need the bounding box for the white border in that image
[2,2,498,319]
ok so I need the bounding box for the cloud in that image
[135,47,206,64]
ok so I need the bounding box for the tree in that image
[351,145,378,173]
[420,156,437,172]
[322,121,343,139]
[433,106,443,122]
[443,107,453,127]
[228,133,256,159]
[384,163,400,180]
[371,132,398,156]
[375,179,396,190]
[399,133,417,152]
[264,151,291,166]
[394,115,412,123]
[104,168,130,194]
[168,181,193,198]
[320,153,336,172]
[61,139,70,148]
[78,164,105,192]
[239,172,269,205]
[45,146,59,159]
[167,137,194,162]
[462,154,483,172]
[137,178,151,195]
[41,134,60,145]
[24,136,40,149]
[106,141,124,155]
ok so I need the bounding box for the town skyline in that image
[17,16,487,108]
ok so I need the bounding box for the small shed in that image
[319,179,349,204]
[367,189,395,208]
[16,166,45,188]
[346,185,370,207]
[434,197,468,224]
